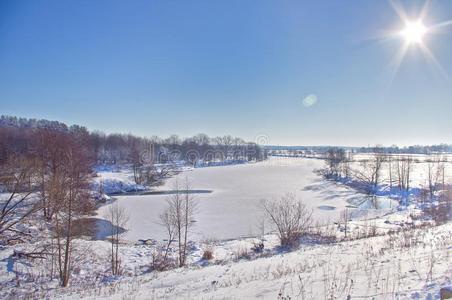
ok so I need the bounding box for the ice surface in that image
[97,157,397,242]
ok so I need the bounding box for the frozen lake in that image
[97,157,397,242]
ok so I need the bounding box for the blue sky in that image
[1,0,451,146]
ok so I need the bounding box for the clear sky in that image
[1,0,451,146]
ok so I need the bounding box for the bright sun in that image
[401,21,427,44]
[385,0,452,79]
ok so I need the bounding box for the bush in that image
[202,249,214,260]
[251,241,264,253]
[261,193,313,248]
[150,250,173,271]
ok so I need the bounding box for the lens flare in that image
[302,94,318,107]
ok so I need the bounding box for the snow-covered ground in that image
[89,223,452,300]
[6,219,450,299]
[96,157,399,242]
[1,156,451,299]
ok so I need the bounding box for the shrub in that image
[251,241,264,253]
[261,193,313,248]
[202,249,214,260]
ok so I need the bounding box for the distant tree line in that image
[266,144,452,155]
[0,115,266,186]
[357,144,452,155]
[0,115,266,168]
[322,147,449,211]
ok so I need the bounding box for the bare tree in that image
[354,147,385,194]
[130,140,142,184]
[395,155,413,201]
[261,193,312,248]
[426,154,446,200]
[386,154,394,190]
[214,135,234,160]
[342,152,353,178]
[0,155,39,239]
[340,208,349,239]
[34,129,69,221]
[163,179,197,267]
[52,138,94,287]
[324,148,347,178]
[107,201,129,275]
[158,207,177,267]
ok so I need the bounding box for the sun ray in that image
[388,0,409,23]
[389,41,410,82]
[419,0,431,21]
[429,19,452,31]
[418,42,450,79]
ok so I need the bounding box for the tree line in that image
[1,115,266,166]
[322,147,449,205]
[0,124,94,286]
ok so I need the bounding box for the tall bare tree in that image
[163,179,197,267]
[107,201,129,275]
[354,147,385,194]
[385,154,394,190]
[324,148,347,178]
[395,155,413,196]
[52,136,94,287]
[426,154,446,200]
[391,155,415,205]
